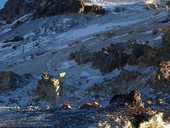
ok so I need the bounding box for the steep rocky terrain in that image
[0,0,170,127]
[0,0,34,23]
[0,0,106,23]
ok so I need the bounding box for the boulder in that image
[36,72,66,104]
[70,45,92,64]
[33,0,85,18]
[110,90,144,109]
[33,0,106,18]
[84,5,106,15]
[128,43,158,66]
[157,61,170,81]
[92,44,129,73]
[151,60,170,92]
[0,71,21,92]
[0,0,34,23]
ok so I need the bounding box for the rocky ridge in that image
[0,0,106,23]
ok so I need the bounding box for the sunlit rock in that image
[36,72,66,104]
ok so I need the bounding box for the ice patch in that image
[23,32,35,39]
[154,34,162,40]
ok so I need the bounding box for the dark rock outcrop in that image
[157,61,170,81]
[33,0,106,18]
[128,43,158,66]
[92,44,129,73]
[110,90,144,109]
[70,46,92,64]
[0,0,106,23]
[0,71,23,92]
[0,0,34,23]
[84,5,106,15]
[151,60,170,92]
[33,0,85,18]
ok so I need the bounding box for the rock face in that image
[0,71,21,92]
[33,0,85,18]
[84,5,106,15]
[92,44,129,73]
[70,46,92,64]
[0,0,34,23]
[0,0,106,23]
[162,25,170,51]
[148,25,170,92]
[152,60,170,92]
[33,0,106,18]
[36,72,65,104]
[128,43,157,66]
[110,90,144,109]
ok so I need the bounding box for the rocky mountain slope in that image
[0,0,170,127]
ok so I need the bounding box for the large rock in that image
[110,90,144,109]
[69,45,92,64]
[33,0,85,18]
[162,25,170,51]
[36,72,66,104]
[0,0,34,23]
[84,5,106,15]
[0,71,22,92]
[92,44,129,73]
[157,61,170,81]
[128,43,158,66]
[151,60,170,92]
[33,0,106,18]
[0,0,106,23]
